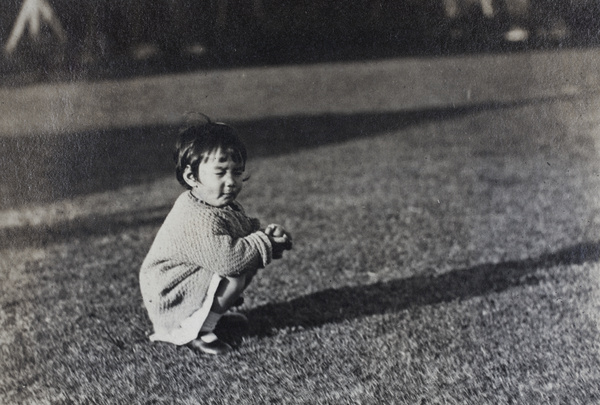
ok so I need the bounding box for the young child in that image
[139,116,292,355]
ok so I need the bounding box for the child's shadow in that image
[244,241,600,338]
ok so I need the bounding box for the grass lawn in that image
[1,68,600,403]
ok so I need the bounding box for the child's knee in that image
[243,268,258,287]
[225,275,248,295]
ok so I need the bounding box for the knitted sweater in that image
[140,191,273,338]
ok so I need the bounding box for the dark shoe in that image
[187,333,232,355]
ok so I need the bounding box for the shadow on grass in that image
[0,92,585,209]
[245,241,600,338]
[0,207,170,251]
[0,205,170,250]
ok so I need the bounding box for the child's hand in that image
[264,224,293,258]
[264,224,291,243]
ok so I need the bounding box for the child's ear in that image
[182,165,198,188]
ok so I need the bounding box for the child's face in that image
[193,148,245,208]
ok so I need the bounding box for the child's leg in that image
[210,273,251,314]
[242,267,258,289]
[191,273,253,354]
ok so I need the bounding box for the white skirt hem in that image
[149,273,223,346]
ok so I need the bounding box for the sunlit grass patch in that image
[1,98,600,404]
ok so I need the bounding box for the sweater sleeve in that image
[185,211,273,277]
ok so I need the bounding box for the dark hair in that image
[174,114,247,189]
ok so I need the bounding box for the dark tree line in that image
[2,0,599,62]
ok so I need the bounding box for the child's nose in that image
[224,174,236,187]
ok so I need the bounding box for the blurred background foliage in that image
[0,0,599,84]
